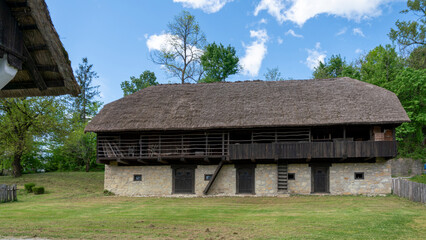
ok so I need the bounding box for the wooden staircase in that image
[277,162,288,193]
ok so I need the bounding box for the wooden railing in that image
[229,141,397,160]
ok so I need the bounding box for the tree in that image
[407,46,426,69]
[72,57,101,122]
[199,42,239,82]
[0,97,65,177]
[389,0,425,50]
[264,67,284,81]
[312,55,360,79]
[121,70,159,96]
[360,45,404,87]
[151,11,206,83]
[390,68,426,158]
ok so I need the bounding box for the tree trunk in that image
[12,152,22,177]
[85,158,90,172]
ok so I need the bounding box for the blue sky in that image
[45,0,409,104]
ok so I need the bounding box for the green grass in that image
[410,174,426,184]
[0,172,425,240]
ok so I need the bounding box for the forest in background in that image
[0,0,424,177]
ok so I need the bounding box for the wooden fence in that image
[0,184,17,203]
[392,178,426,204]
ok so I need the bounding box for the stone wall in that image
[105,164,278,197]
[104,162,391,196]
[390,158,424,177]
[287,164,311,194]
[104,164,172,196]
[330,161,391,195]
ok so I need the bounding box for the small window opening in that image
[288,173,295,180]
[204,174,213,181]
[134,174,142,181]
[354,172,364,180]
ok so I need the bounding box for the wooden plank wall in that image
[229,141,397,160]
[0,184,18,203]
[392,178,426,204]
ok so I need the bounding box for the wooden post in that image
[222,133,225,156]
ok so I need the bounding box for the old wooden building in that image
[0,0,80,97]
[85,78,409,196]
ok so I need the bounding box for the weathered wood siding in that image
[229,141,397,160]
[392,178,426,204]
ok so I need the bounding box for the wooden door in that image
[237,167,254,194]
[174,168,194,194]
[312,166,329,193]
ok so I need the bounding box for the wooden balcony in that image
[229,141,397,160]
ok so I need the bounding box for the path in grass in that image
[0,172,425,240]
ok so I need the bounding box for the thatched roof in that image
[0,0,80,97]
[85,78,410,133]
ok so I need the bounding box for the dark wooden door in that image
[237,168,254,194]
[174,168,194,194]
[313,166,328,193]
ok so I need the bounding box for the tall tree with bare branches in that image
[151,11,206,83]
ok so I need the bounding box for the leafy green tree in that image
[71,57,102,122]
[264,67,284,81]
[313,55,360,79]
[121,71,159,96]
[200,42,239,82]
[407,46,426,69]
[389,0,425,50]
[391,68,426,158]
[360,45,404,87]
[47,123,98,172]
[151,11,206,83]
[0,97,65,177]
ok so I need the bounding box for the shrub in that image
[103,189,115,196]
[24,183,36,193]
[32,186,45,195]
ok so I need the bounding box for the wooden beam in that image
[203,160,225,195]
[27,44,48,52]
[20,24,37,30]
[157,158,168,164]
[117,159,129,165]
[36,64,59,72]
[137,159,148,164]
[7,1,28,8]
[1,79,64,90]
[23,46,47,91]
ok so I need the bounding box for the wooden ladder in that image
[277,162,288,193]
[203,160,225,195]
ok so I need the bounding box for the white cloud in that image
[285,29,303,38]
[336,27,347,36]
[259,18,268,24]
[305,42,326,70]
[355,48,363,54]
[173,0,233,13]
[254,0,286,23]
[353,27,366,37]
[254,0,391,26]
[241,29,269,77]
[146,33,203,58]
[146,33,175,52]
[277,37,283,44]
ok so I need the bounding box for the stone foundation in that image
[104,161,391,197]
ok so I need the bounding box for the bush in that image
[32,186,45,195]
[24,183,36,193]
[103,189,115,196]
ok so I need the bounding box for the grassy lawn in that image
[410,174,426,184]
[0,172,425,240]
